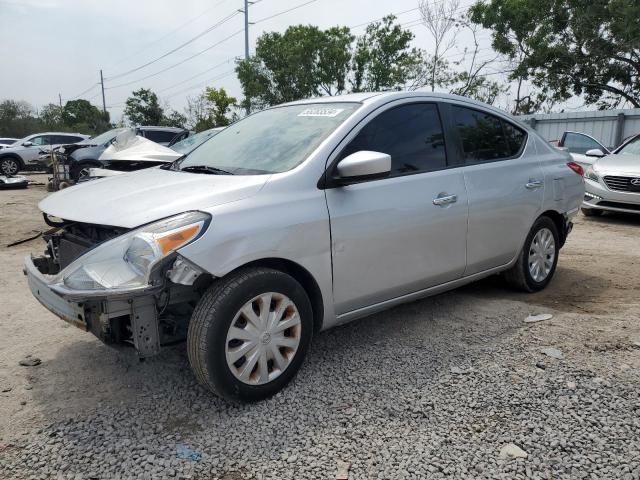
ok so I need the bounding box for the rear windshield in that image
[81,128,129,146]
[180,103,359,174]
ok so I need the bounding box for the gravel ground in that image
[1,174,639,479]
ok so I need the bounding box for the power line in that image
[253,0,318,24]
[71,83,99,100]
[158,57,237,93]
[106,9,241,81]
[106,0,232,70]
[105,29,244,90]
[163,70,236,100]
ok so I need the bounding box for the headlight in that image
[584,165,599,182]
[61,211,210,292]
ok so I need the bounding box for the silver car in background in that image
[582,134,640,216]
[24,92,584,402]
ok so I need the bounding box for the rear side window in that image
[339,103,447,176]
[452,106,525,162]
[143,130,179,144]
[54,135,83,144]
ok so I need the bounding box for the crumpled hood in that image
[594,153,640,175]
[39,167,269,228]
[99,133,181,163]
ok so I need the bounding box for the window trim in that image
[444,103,529,167]
[319,100,452,189]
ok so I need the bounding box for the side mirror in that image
[335,151,391,182]
[585,148,605,158]
[22,141,33,147]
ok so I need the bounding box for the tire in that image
[187,267,313,402]
[504,216,560,292]
[0,156,21,176]
[581,207,603,217]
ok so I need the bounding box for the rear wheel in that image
[0,157,20,175]
[187,267,313,402]
[581,207,603,217]
[504,216,559,292]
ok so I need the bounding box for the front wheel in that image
[504,216,559,292]
[0,157,20,175]
[187,267,313,402]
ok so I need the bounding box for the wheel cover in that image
[1,158,18,175]
[528,227,555,282]
[225,292,302,385]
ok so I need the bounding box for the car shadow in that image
[581,210,640,226]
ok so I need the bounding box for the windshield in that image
[171,128,221,154]
[80,128,129,146]
[179,103,359,174]
[617,135,640,156]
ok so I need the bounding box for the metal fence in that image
[517,108,640,149]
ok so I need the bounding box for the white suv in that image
[0,132,88,175]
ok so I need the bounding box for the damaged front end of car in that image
[24,211,212,357]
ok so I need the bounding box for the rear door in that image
[325,101,468,315]
[444,104,542,275]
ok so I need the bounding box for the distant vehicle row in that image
[0,126,189,176]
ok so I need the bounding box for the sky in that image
[0,0,516,124]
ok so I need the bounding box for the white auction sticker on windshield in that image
[298,108,345,117]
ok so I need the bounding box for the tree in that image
[419,0,461,92]
[0,100,39,137]
[62,99,109,132]
[124,88,164,125]
[162,110,187,128]
[470,0,640,109]
[236,25,353,110]
[39,103,63,129]
[351,15,425,92]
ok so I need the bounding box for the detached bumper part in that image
[24,256,162,357]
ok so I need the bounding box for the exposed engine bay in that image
[31,214,210,357]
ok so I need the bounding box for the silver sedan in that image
[25,92,584,401]
[582,134,640,216]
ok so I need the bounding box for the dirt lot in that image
[0,173,639,479]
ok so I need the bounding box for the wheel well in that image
[539,210,567,247]
[237,258,324,333]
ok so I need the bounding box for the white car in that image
[0,138,19,150]
[582,133,640,216]
[0,132,88,175]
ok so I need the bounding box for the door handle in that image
[433,194,457,206]
[525,180,543,189]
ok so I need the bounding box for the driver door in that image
[324,101,468,315]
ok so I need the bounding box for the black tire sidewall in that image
[521,217,560,291]
[197,270,313,402]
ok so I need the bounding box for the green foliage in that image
[123,88,164,125]
[184,88,237,132]
[470,0,640,108]
[351,15,425,92]
[62,99,110,131]
[162,110,188,128]
[0,99,110,137]
[236,25,354,110]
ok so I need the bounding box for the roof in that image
[137,126,186,132]
[281,90,517,121]
[27,132,89,136]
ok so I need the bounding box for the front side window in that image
[180,103,359,174]
[562,132,603,155]
[452,106,525,162]
[28,136,48,146]
[339,103,447,176]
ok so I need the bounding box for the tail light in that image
[567,162,584,176]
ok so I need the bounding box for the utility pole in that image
[100,69,107,114]
[242,0,251,115]
[244,0,249,61]
[58,93,62,108]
